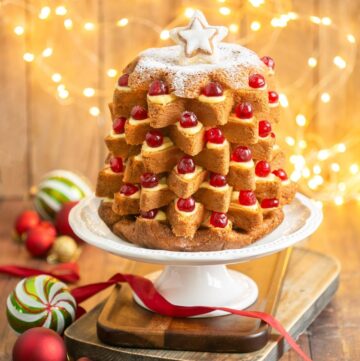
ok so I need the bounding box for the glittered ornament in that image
[12,327,67,361]
[25,225,56,257]
[47,236,80,264]
[33,169,92,220]
[7,275,77,334]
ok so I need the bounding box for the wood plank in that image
[0,1,29,198]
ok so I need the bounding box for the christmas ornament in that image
[25,225,56,257]
[7,275,77,334]
[47,236,80,264]
[39,221,57,238]
[12,327,67,361]
[55,201,82,242]
[33,169,92,220]
[14,210,40,240]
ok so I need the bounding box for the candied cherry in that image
[259,120,272,138]
[110,156,124,173]
[271,132,276,138]
[272,169,288,181]
[255,160,271,177]
[205,128,225,144]
[261,198,279,208]
[239,190,257,206]
[140,173,159,188]
[231,146,252,162]
[180,111,198,128]
[148,80,169,96]
[118,73,129,87]
[249,73,266,89]
[209,173,227,187]
[210,212,228,228]
[145,130,163,148]
[202,82,223,97]
[177,197,195,212]
[120,183,139,196]
[113,117,126,134]
[177,156,195,174]
[235,102,253,119]
[140,209,158,219]
[268,91,279,104]
[131,105,148,120]
[260,56,275,70]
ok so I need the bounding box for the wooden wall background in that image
[0,0,359,199]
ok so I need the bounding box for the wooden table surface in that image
[0,199,359,361]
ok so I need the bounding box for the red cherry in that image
[131,105,148,120]
[110,156,124,173]
[268,91,279,104]
[113,117,126,134]
[201,82,223,97]
[148,80,169,96]
[260,56,275,70]
[177,156,195,174]
[25,225,55,257]
[140,173,158,188]
[14,210,40,236]
[120,183,139,196]
[259,120,272,138]
[271,132,276,138]
[261,198,279,208]
[209,173,227,187]
[177,197,195,212]
[231,146,252,162]
[180,111,198,128]
[235,102,253,119]
[140,209,158,219]
[118,73,129,87]
[210,212,228,228]
[205,128,225,144]
[145,130,164,148]
[239,190,257,206]
[255,160,271,177]
[249,73,266,89]
[39,221,57,238]
[273,168,288,181]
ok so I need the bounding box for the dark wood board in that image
[64,247,340,361]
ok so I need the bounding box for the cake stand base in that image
[133,265,258,317]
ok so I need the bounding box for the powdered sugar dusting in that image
[128,43,267,98]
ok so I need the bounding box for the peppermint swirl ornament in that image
[6,275,77,334]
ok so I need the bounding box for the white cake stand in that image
[69,193,322,317]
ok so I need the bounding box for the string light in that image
[14,26,25,36]
[229,24,239,33]
[320,92,331,103]
[160,30,170,40]
[117,18,128,27]
[250,21,261,31]
[184,8,195,18]
[23,53,35,62]
[55,6,67,16]
[336,143,346,152]
[219,7,231,15]
[347,34,356,44]
[279,93,289,107]
[331,163,340,172]
[42,47,53,58]
[317,150,330,160]
[313,165,322,174]
[296,114,307,127]
[64,19,73,30]
[84,22,95,31]
[308,57,317,67]
[321,17,332,26]
[333,56,347,69]
[107,69,117,78]
[38,6,51,20]
[334,196,344,206]
[83,88,95,97]
[350,164,359,174]
[310,16,321,24]
[51,73,62,83]
[285,136,295,146]
[89,106,100,117]
[249,0,265,7]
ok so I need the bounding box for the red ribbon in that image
[71,273,312,361]
[0,263,80,283]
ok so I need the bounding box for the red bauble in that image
[15,210,40,236]
[55,201,82,243]
[39,221,57,238]
[13,327,67,361]
[25,226,55,257]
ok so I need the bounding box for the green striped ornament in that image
[6,275,77,334]
[33,170,92,220]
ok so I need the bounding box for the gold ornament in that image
[47,236,80,264]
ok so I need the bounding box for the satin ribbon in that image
[71,273,312,361]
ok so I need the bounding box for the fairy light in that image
[338,183,346,192]
[318,150,330,160]
[219,7,231,15]
[321,17,332,25]
[298,140,307,149]
[51,73,62,83]
[310,16,321,24]
[38,6,51,20]
[308,57,317,67]
[117,18,128,27]
[89,106,100,117]
[296,114,307,127]
[249,0,265,7]
[184,7,195,18]
[331,163,340,172]
[336,143,346,153]
[250,21,261,31]
[271,17,287,28]
[84,22,95,31]
[83,87,95,97]
[229,24,239,33]
[285,136,295,146]
[287,12,299,20]
[23,53,35,62]
[302,168,311,178]
[347,34,356,44]
[64,19,73,30]
[55,6,67,16]
[334,196,344,206]
[313,165,322,174]
[320,92,331,103]
[107,69,117,78]
[42,47,53,57]
[279,93,289,108]
[14,26,25,36]
[333,56,347,69]
[160,30,170,40]
[350,164,359,175]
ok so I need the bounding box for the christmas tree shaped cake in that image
[95,11,297,251]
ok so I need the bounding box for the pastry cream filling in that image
[143,177,168,191]
[109,129,125,139]
[249,84,267,91]
[262,206,278,212]
[268,69,275,76]
[142,137,173,153]
[102,197,114,203]
[176,165,203,180]
[269,102,279,108]
[282,179,291,186]
[202,216,232,230]
[200,181,229,191]
[134,154,143,161]
[175,121,203,135]
[104,167,123,175]
[206,139,229,150]
[129,117,150,126]
[230,160,254,169]
[147,93,176,105]
[154,210,167,221]
[198,94,226,103]
[229,115,255,124]
[256,173,276,183]
[175,201,200,216]
[124,190,140,199]
[116,85,131,92]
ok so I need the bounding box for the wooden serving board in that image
[65,247,340,361]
